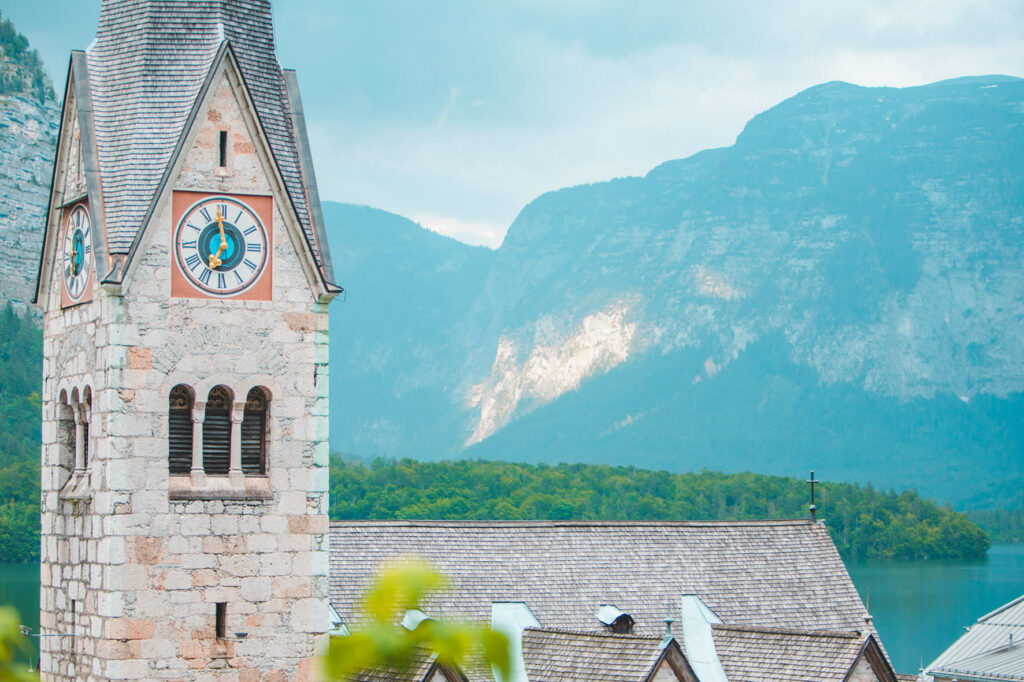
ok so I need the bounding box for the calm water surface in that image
[847,544,1024,674]
[1,544,1022,673]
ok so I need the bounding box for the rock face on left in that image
[0,16,58,309]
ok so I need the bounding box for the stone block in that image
[240,576,273,603]
[290,598,329,633]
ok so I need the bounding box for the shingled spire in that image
[85,0,333,284]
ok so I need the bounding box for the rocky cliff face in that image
[326,76,1024,507]
[0,93,57,308]
[0,19,58,309]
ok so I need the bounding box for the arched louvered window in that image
[168,385,194,474]
[203,386,232,476]
[241,387,268,475]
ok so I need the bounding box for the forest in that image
[0,305,42,563]
[329,457,992,561]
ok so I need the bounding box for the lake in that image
[2,544,1023,673]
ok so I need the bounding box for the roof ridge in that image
[711,623,863,639]
[329,519,818,528]
[979,594,1024,623]
[524,627,665,642]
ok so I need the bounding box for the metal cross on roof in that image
[807,470,818,522]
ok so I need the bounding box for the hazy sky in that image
[3,1,1023,247]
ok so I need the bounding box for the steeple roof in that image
[84,0,331,280]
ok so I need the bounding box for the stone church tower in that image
[33,1,340,679]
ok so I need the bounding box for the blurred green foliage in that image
[330,457,991,561]
[0,607,35,681]
[323,560,509,681]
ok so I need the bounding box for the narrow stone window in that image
[241,387,268,475]
[168,385,194,474]
[215,602,227,639]
[203,386,232,475]
[218,130,228,167]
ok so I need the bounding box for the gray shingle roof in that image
[328,520,871,636]
[710,624,872,682]
[926,595,1024,681]
[520,628,675,681]
[352,653,436,682]
[85,0,324,269]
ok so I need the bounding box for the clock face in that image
[61,204,92,302]
[173,196,269,297]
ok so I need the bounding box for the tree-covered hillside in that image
[0,11,52,103]
[0,304,41,563]
[329,457,990,561]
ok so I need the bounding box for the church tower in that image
[34,1,340,679]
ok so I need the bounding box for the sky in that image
[2,1,1023,247]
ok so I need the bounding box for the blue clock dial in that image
[61,204,92,302]
[174,196,268,297]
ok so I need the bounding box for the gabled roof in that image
[83,0,332,281]
[710,624,895,682]
[328,520,871,635]
[521,628,694,681]
[927,595,1024,682]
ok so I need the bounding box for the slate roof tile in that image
[710,624,868,682]
[328,520,871,636]
[85,0,322,266]
[521,628,669,681]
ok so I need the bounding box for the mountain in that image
[325,76,1024,508]
[0,13,57,309]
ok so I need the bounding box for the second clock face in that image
[173,196,269,297]
[61,204,92,303]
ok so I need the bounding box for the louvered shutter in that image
[202,411,231,475]
[241,410,265,474]
[168,411,192,473]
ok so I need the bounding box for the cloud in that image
[15,0,1020,248]
[412,212,504,249]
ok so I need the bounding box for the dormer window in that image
[596,604,635,634]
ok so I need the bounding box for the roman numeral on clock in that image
[198,268,212,285]
[185,253,201,271]
[246,243,261,252]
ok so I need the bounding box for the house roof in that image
[710,624,885,682]
[328,520,871,636]
[520,628,682,681]
[84,0,329,276]
[927,595,1024,682]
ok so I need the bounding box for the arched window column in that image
[191,401,206,484]
[72,403,86,476]
[229,402,245,485]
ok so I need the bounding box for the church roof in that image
[328,520,871,636]
[520,628,685,681]
[83,0,331,279]
[710,624,891,682]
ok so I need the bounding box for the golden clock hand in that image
[70,244,78,277]
[208,207,229,269]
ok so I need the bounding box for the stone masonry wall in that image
[40,63,330,681]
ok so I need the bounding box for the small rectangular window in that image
[215,602,226,639]
[218,131,228,167]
